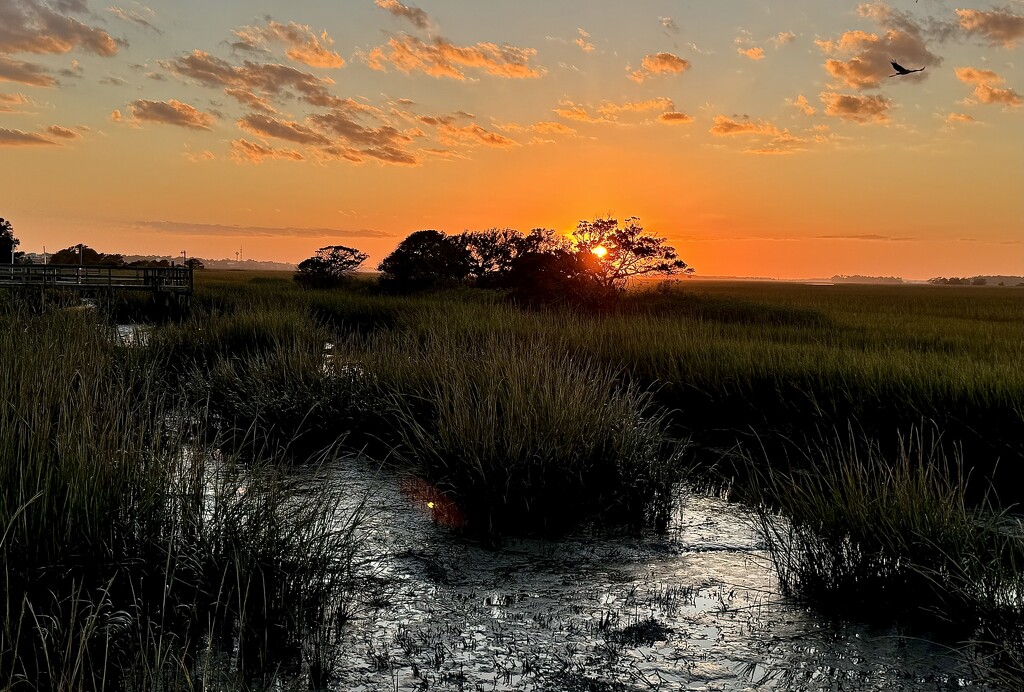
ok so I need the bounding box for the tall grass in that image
[746,428,1024,680]
[0,305,371,690]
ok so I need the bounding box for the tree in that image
[49,244,126,266]
[185,257,205,270]
[0,217,27,264]
[571,217,691,289]
[294,245,367,288]
[460,227,570,287]
[504,248,617,310]
[377,230,471,291]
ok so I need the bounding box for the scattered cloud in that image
[956,8,1024,48]
[183,148,216,163]
[46,124,78,138]
[238,113,328,145]
[436,121,517,147]
[133,220,394,238]
[0,92,31,112]
[224,87,276,113]
[107,5,160,34]
[161,50,339,109]
[575,28,594,53]
[820,91,892,123]
[0,126,55,145]
[628,52,690,82]
[772,31,797,46]
[660,17,680,35]
[0,55,56,86]
[531,120,576,135]
[944,112,977,125]
[309,108,413,148]
[374,0,431,32]
[365,35,545,80]
[126,99,217,129]
[816,234,915,241]
[816,4,941,89]
[790,94,816,115]
[229,138,304,163]
[955,66,1022,106]
[233,20,344,69]
[738,47,765,61]
[709,115,781,136]
[658,111,693,124]
[0,0,120,57]
[597,97,674,117]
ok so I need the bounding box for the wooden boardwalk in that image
[0,265,193,296]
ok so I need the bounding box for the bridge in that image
[0,264,193,297]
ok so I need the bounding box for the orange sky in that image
[1,1,1021,278]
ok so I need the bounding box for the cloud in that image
[233,20,344,69]
[956,8,1024,48]
[955,66,1023,106]
[816,4,941,89]
[772,31,797,46]
[365,34,545,80]
[224,87,276,112]
[0,92,31,112]
[820,91,891,123]
[597,97,674,117]
[374,0,431,31]
[0,0,119,56]
[944,112,977,124]
[309,108,413,148]
[660,17,680,34]
[532,120,576,135]
[183,148,216,163]
[816,234,914,241]
[575,28,594,53]
[134,220,394,238]
[46,124,78,138]
[161,50,339,108]
[0,55,56,86]
[709,115,781,136]
[229,138,305,163]
[436,122,517,147]
[107,5,160,34]
[738,47,765,61]
[628,52,690,82]
[237,113,328,144]
[127,99,217,129]
[658,111,693,124]
[318,143,420,166]
[0,126,55,145]
[790,94,816,115]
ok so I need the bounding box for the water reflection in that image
[323,460,992,690]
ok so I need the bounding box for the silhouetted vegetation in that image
[49,243,126,265]
[295,245,368,288]
[0,216,27,264]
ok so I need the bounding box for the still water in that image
[321,461,991,691]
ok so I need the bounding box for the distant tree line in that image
[295,217,693,308]
[928,277,989,286]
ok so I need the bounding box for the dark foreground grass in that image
[0,305,371,690]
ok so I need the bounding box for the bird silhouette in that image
[890,61,925,77]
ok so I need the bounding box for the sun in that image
[592,245,608,258]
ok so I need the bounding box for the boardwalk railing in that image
[0,264,193,295]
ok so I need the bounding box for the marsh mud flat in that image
[323,462,993,691]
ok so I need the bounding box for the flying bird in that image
[889,61,925,77]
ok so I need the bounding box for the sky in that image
[0,0,1021,279]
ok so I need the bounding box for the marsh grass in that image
[0,305,373,690]
[747,427,1024,680]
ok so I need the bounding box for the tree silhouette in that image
[0,217,27,264]
[460,227,569,287]
[571,217,691,289]
[378,230,471,291]
[504,248,616,310]
[49,244,125,266]
[294,245,368,288]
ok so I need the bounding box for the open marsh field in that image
[1,272,1022,690]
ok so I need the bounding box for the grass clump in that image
[748,428,1024,680]
[363,331,686,537]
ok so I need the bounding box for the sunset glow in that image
[592,246,608,259]
[1,1,1021,279]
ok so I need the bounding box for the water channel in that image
[320,460,992,691]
